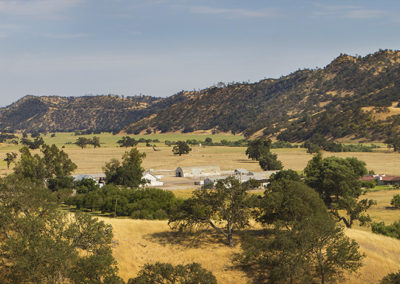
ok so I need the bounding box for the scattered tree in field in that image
[246,138,271,160]
[172,141,192,156]
[0,176,121,283]
[391,194,400,208]
[20,136,44,149]
[92,136,101,148]
[117,136,138,148]
[13,145,77,191]
[304,153,375,228]
[128,262,217,284]
[380,270,400,284]
[4,152,17,169]
[385,134,400,152]
[103,148,146,188]
[258,152,283,170]
[246,138,283,170]
[239,180,363,284]
[169,176,253,246]
[75,137,89,148]
[75,137,101,148]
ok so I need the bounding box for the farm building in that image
[360,174,400,185]
[142,173,164,187]
[73,173,106,187]
[176,166,221,178]
[203,171,279,187]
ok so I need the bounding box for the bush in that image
[371,221,400,239]
[128,262,217,284]
[391,194,400,208]
[381,270,400,284]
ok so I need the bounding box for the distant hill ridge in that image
[2,49,400,141]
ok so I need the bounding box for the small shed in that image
[176,166,221,178]
[142,173,164,187]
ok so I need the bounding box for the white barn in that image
[142,173,164,187]
[176,166,221,178]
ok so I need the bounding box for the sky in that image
[0,0,400,107]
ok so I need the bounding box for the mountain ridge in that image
[2,49,400,141]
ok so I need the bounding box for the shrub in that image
[128,262,217,284]
[391,194,400,208]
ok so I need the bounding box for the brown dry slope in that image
[102,217,400,284]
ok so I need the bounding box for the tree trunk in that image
[339,216,351,228]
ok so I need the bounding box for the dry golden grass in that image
[344,229,400,284]
[101,217,400,284]
[2,143,400,176]
[101,218,249,283]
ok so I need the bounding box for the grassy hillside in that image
[126,49,400,142]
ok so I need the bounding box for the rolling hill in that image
[2,49,400,141]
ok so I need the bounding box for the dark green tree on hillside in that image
[172,141,192,156]
[169,176,253,247]
[103,148,146,188]
[304,153,375,228]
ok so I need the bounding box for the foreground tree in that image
[3,152,17,169]
[304,154,375,228]
[169,176,253,246]
[172,141,192,156]
[0,176,121,283]
[128,262,217,284]
[104,148,146,188]
[239,180,363,284]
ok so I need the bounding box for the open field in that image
[1,134,400,178]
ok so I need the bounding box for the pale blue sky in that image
[0,0,399,106]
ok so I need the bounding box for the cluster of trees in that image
[0,133,17,143]
[246,139,283,170]
[169,168,366,283]
[117,136,160,148]
[302,137,379,153]
[3,152,17,169]
[20,136,44,149]
[165,138,248,147]
[67,185,179,219]
[75,136,101,148]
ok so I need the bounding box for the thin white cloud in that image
[0,0,83,16]
[43,33,88,39]
[190,6,274,19]
[313,3,387,20]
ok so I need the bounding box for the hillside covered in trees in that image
[2,49,400,141]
